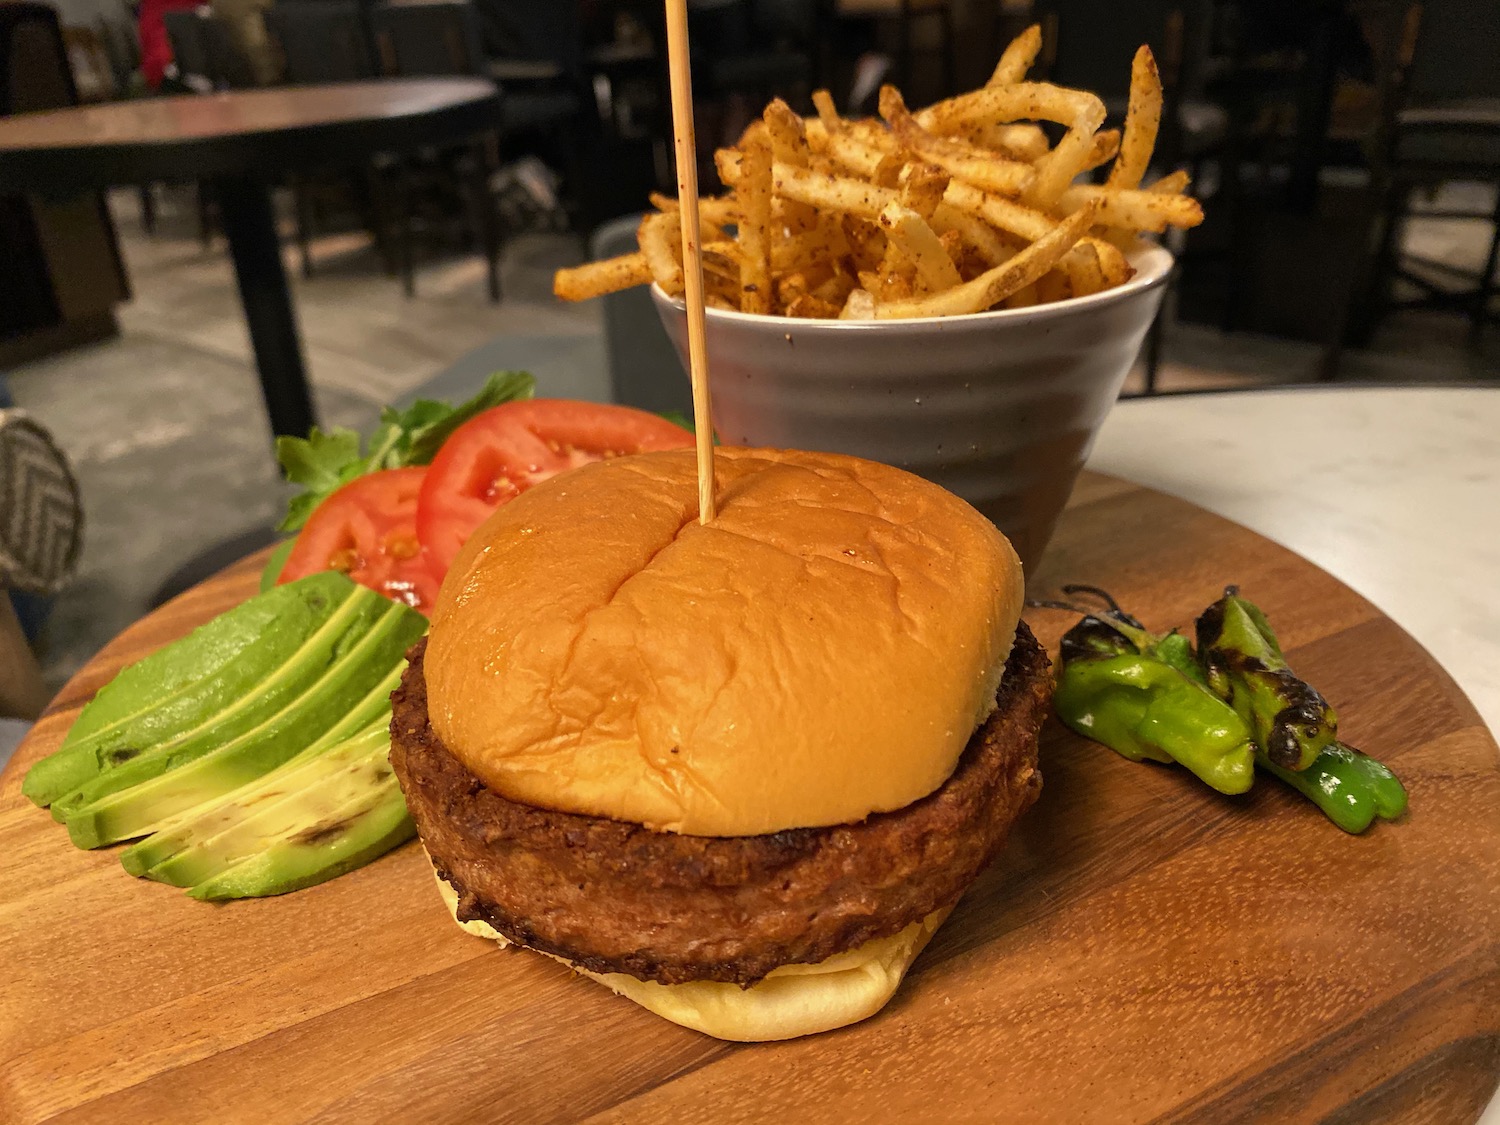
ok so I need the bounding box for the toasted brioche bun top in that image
[425,447,1023,836]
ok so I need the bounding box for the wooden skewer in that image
[663,0,716,524]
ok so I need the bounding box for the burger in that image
[389,446,1050,1041]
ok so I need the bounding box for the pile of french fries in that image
[554,24,1203,320]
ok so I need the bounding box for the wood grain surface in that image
[3,473,1498,1124]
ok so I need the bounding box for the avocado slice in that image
[185,776,415,900]
[23,573,355,807]
[143,728,396,887]
[118,663,404,876]
[49,584,393,825]
[120,716,391,877]
[64,600,425,848]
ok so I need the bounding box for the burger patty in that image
[390,623,1050,987]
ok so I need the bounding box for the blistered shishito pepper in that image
[1260,742,1408,833]
[1051,596,1256,795]
[1195,587,1337,772]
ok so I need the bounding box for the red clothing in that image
[138,0,204,88]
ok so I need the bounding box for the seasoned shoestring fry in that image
[553,25,1201,318]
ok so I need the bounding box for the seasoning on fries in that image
[552,25,1203,319]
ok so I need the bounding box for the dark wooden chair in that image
[368,0,586,302]
[264,1,386,278]
[1357,0,1500,344]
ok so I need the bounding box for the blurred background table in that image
[0,78,500,443]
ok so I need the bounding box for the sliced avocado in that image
[121,721,391,876]
[49,584,393,824]
[64,601,425,848]
[144,729,396,887]
[186,780,415,900]
[117,663,404,876]
[23,573,355,807]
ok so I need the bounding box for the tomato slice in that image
[279,467,443,613]
[415,399,695,572]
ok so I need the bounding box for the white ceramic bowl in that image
[651,243,1172,573]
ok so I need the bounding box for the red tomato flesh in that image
[415,399,695,572]
[279,466,443,613]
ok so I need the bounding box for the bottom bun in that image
[432,868,951,1042]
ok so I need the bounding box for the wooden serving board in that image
[4,473,1499,1125]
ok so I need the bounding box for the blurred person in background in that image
[137,0,202,89]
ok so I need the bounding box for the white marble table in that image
[1088,384,1500,1123]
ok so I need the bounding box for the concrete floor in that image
[7,185,1496,687]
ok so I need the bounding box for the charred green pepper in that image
[1050,590,1256,795]
[1196,587,1337,771]
[1259,741,1408,834]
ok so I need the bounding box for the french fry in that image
[878,201,963,294]
[931,203,1016,267]
[1082,129,1122,172]
[804,118,830,153]
[943,180,1055,241]
[715,147,744,187]
[840,288,876,320]
[916,82,1104,137]
[1056,184,1204,232]
[637,212,683,295]
[826,131,903,185]
[1066,240,1108,298]
[555,34,1201,317]
[1083,236,1133,287]
[786,293,842,319]
[969,122,1049,161]
[1036,270,1071,304]
[1147,169,1191,194]
[938,228,964,266]
[812,271,855,305]
[873,204,1097,318]
[700,246,742,282]
[848,118,897,150]
[764,98,811,166]
[705,269,742,308]
[843,215,888,270]
[1107,46,1162,190]
[988,23,1042,87]
[1004,282,1039,309]
[881,86,1035,198]
[1025,97,1107,207]
[812,89,842,134]
[896,159,950,219]
[774,163,897,219]
[553,252,653,301]
[765,98,821,234]
[770,219,850,272]
[650,191,743,227]
[736,135,774,314]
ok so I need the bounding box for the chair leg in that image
[292,175,315,279]
[1470,186,1500,342]
[466,137,502,304]
[196,182,214,248]
[396,161,416,298]
[1351,180,1409,349]
[366,163,398,276]
[139,184,157,234]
